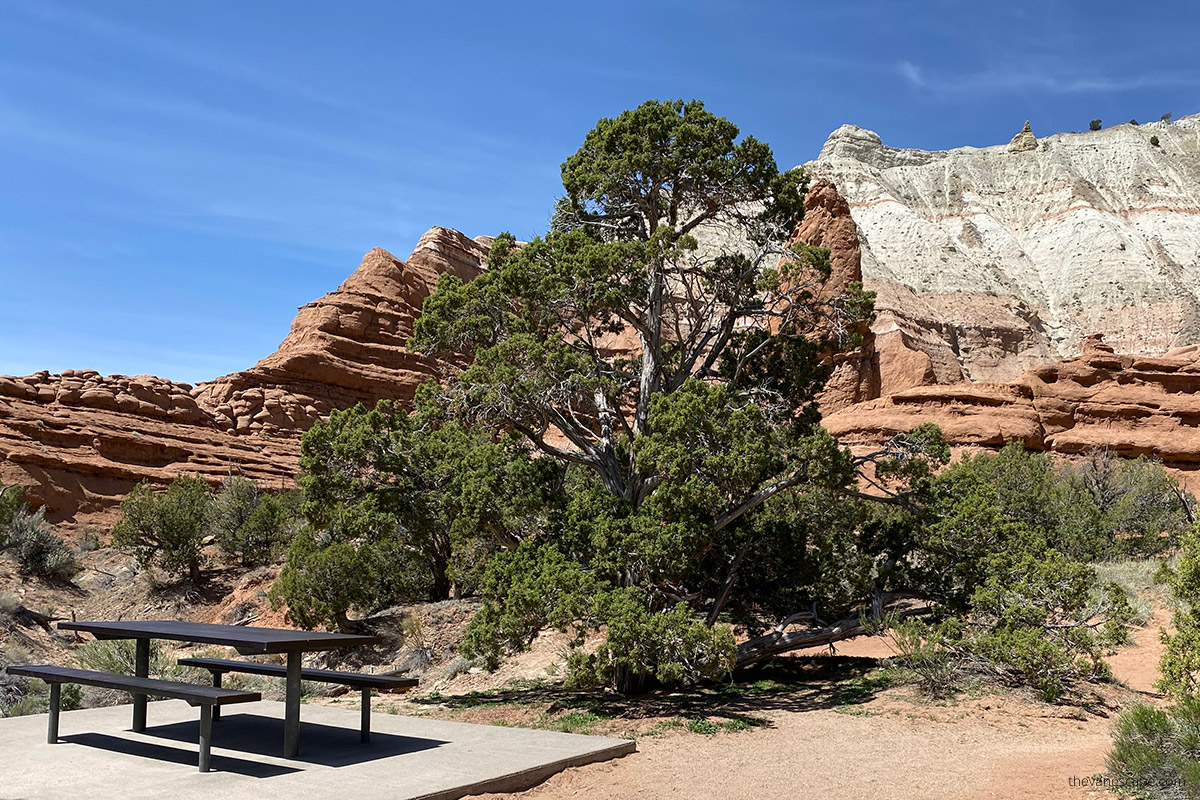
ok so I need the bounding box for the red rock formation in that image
[193,228,488,432]
[789,180,882,412]
[0,228,489,529]
[824,334,1200,481]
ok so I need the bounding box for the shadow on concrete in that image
[143,713,448,767]
[59,733,302,778]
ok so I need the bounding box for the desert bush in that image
[1107,699,1200,799]
[0,484,24,528]
[76,639,191,704]
[937,445,1190,561]
[211,477,300,567]
[878,618,964,697]
[3,506,80,582]
[1090,119,1103,131]
[1158,526,1200,700]
[113,476,212,582]
[0,642,82,717]
[1151,135,1161,147]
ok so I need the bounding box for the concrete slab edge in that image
[411,738,637,800]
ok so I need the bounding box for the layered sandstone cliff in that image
[0,228,490,527]
[807,113,1200,387]
[825,334,1200,481]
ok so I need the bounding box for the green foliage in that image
[270,535,379,632]
[870,444,1146,700]
[1158,526,1200,699]
[565,595,736,689]
[409,100,884,691]
[275,395,562,631]
[1151,135,1161,147]
[76,638,184,681]
[0,484,24,529]
[2,505,80,581]
[1090,119,1103,131]
[1107,699,1200,799]
[112,474,299,582]
[933,445,1189,562]
[1130,119,1139,126]
[112,476,211,582]
[211,476,300,567]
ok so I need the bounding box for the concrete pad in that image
[0,700,635,800]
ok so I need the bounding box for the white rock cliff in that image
[807,114,1200,389]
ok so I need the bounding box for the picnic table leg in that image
[284,650,301,758]
[133,638,149,732]
[198,705,213,773]
[360,688,370,744]
[47,683,61,744]
[212,671,222,721]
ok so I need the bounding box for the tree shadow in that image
[411,655,890,729]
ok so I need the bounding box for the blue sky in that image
[1,0,1197,382]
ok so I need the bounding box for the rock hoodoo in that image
[1008,120,1038,152]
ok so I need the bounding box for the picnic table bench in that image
[5,664,260,772]
[177,657,418,741]
[57,619,380,759]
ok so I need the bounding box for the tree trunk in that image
[735,606,932,669]
[735,615,866,668]
[334,608,355,634]
[611,663,649,695]
[430,555,452,601]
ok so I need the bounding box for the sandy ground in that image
[473,629,1164,800]
[479,707,1112,800]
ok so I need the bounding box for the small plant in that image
[3,507,80,581]
[1090,119,1103,131]
[1130,119,1139,126]
[112,476,212,583]
[78,525,102,553]
[879,618,963,698]
[1107,699,1200,799]
[1162,112,1173,122]
[1151,135,1161,147]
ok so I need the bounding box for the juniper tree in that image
[411,99,880,691]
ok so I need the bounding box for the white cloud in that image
[896,61,1200,95]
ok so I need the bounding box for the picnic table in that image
[58,620,380,758]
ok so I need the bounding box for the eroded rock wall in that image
[808,114,1200,384]
[0,228,490,528]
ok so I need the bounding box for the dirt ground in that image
[467,631,1162,800]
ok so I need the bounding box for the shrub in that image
[1090,119,1103,131]
[212,477,299,567]
[112,476,211,582]
[1151,135,1161,147]
[0,484,24,528]
[1159,526,1200,699]
[879,618,963,697]
[76,639,189,695]
[1131,119,1139,126]
[1107,699,1200,799]
[270,533,380,632]
[1162,112,1173,122]
[3,507,80,582]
